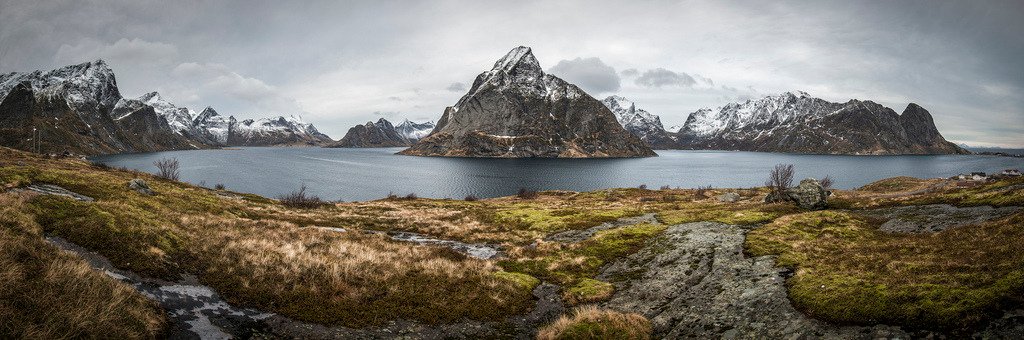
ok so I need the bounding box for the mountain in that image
[190,107,332,146]
[675,91,968,155]
[0,60,201,155]
[400,46,654,158]
[330,118,411,147]
[395,119,435,142]
[0,61,332,154]
[600,96,677,149]
[231,115,332,146]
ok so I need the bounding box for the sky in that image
[1,0,1021,147]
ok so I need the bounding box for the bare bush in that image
[215,183,225,190]
[660,185,671,191]
[464,195,479,201]
[404,193,418,200]
[279,184,328,209]
[638,184,648,190]
[153,157,180,181]
[820,175,834,189]
[695,185,714,198]
[517,188,539,199]
[765,164,795,196]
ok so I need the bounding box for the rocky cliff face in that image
[330,118,411,147]
[601,96,677,149]
[0,61,200,155]
[0,61,332,154]
[675,91,968,155]
[400,46,655,158]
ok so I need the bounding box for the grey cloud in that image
[547,57,620,94]
[635,68,697,88]
[446,82,466,92]
[620,68,639,78]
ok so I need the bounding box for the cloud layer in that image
[547,57,620,94]
[0,0,1020,146]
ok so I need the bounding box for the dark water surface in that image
[91,147,1024,201]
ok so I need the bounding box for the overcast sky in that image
[1,0,1021,147]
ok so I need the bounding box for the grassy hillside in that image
[0,147,1021,337]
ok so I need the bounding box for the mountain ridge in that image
[0,60,332,155]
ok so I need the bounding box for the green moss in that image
[494,205,642,232]
[565,278,614,304]
[658,203,794,226]
[746,210,1024,331]
[493,271,541,290]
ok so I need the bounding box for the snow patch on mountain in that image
[395,119,435,140]
[0,60,121,111]
[601,96,666,137]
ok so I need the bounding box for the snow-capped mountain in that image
[231,115,332,146]
[0,60,333,155]
[138,92,196,134]
[0,60,199,155]
[395,119,435,141]
[675,91,968,155]
[0,60,121,112]
[600,96,676,148]
[400,46,653,158]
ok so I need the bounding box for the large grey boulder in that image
[787,178,828,209]
[128,178,155,195]
[717,192,740,203]
[763,178,828,209]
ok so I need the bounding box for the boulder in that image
[763,178,828,209]
[128,179,155,195]
[717,192,741,203]
[787,178,828,209]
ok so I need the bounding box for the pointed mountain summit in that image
[400,46,654,158]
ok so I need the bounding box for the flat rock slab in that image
[23,184,94,201]
[859,204,1020,233]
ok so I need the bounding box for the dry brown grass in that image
[537,306,651,340]
[0,193,165,339]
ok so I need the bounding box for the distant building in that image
[1001,169,1021,177]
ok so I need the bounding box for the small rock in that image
[717,192,741,203]
[128,179,155,195]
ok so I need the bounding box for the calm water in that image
[91,147,1024,201]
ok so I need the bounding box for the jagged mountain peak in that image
[402,46,654,158]
[491,46,540,74]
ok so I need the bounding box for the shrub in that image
[278,184,328,209]
[214,183,225,190]
[537,306,651,340]
[695,185,713,198]
[153,157,180,181]
[464,194,479,201]
[820,175,834,189]
[638,184,647,190]
[517,188,539,199]
[404,193,418,200]
[659,185,671,191]
[765,164,795,197]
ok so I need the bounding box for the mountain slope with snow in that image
[675,91,968,155]
[400,46,654,158]
[600,96,676,148]
[395,119,436,141]
[0,60,333,154]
